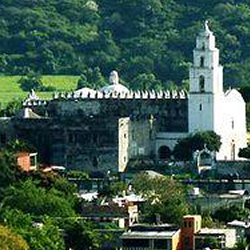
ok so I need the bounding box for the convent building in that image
[0,21,247,173]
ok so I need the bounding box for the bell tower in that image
[189,21,223,132]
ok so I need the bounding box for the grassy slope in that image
[0,75,79,107]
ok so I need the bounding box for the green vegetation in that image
[0,0,249,91]
[132,173,190,225]
[238,146,250,158]
[173,131,221,161]
[0,224,29,250]
[0,75,78,107]
[0,141,101,250]
[212,205,250,223]
[1,1,250,109]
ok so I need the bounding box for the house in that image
[227,220,250,241]
[121,224,180,250]
[120,215,237,250]
[16,151,37,171]
[181,215,236,250]
[82,202,138,228]
[194,228,236,249]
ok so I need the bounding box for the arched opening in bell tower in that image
[199,75,205,92]
[231,140,236,160]
[200,56,204,67]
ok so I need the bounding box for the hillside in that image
[0,75,78,107]
[0,0,250,90]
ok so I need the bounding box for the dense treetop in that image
[0,0,250,90]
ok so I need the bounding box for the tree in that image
[0,98,22,117]
[64,220,101,250]
[50,177,79,210]
[0,225,29,250]
[78,67,106,89]
[2,180,76,218]
[173,131,221,161]
[88,67,106,88]
[132,173,190,225]
[130,73,162,91]
[77,74,92,89]
[238,146,250,158]
[67,170,89,180]
[18,72,55,92]
[212,205,250,223]
[239,85,250,103]
[172,136,193,161]
[27,218,65,250]
[6,139,35,153]
[0,209,65,250]
[191,131,221,152]
[98,181,127,198]
[232,239,249,250]
[18,72,43,92]
[0,149,22,192]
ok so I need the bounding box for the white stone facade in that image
[188,21,247,160]
[157,21,247,161]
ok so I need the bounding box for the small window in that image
[199,75,205,92]
[93,156,98,167]
[124,133,127,139]
[124,156,126,162]
[175,108,179,116]
[199,104,202,111]
[200,56,204,67]
[189,221,192,228]
[93,134,98,144]
[232,120,234,129]
[68,133,75,143]
[0,134,6,144]
[202,42,205,50]
[184,221,188,228]
[30,155,36,167]
[67,155,73,165]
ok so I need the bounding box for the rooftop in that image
[197,228,235,235]
[121,230,179,239]
[227,220,250,228]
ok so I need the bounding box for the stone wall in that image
[119,117,156,172]
[4,90,188,172]
[216,160,250,178]
[29,92,188,133]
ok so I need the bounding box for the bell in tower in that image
[189,20,223,94]
[188,21,224,133]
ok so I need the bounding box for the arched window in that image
[200,56,204,67]
[199,75,205,92]
[231,140,236,160]
[93,156,98,167]
[158,146,171,160]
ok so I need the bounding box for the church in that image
[0,21,247,173]
[158,20,247,162]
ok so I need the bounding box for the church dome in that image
[74,87,96,98]
[100,71,129,95]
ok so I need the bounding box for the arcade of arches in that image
[158,145,171,160]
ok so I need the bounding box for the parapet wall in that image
[23,89,188,107]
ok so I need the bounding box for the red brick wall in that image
[16,153,31,171]
[180,216,201,250]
